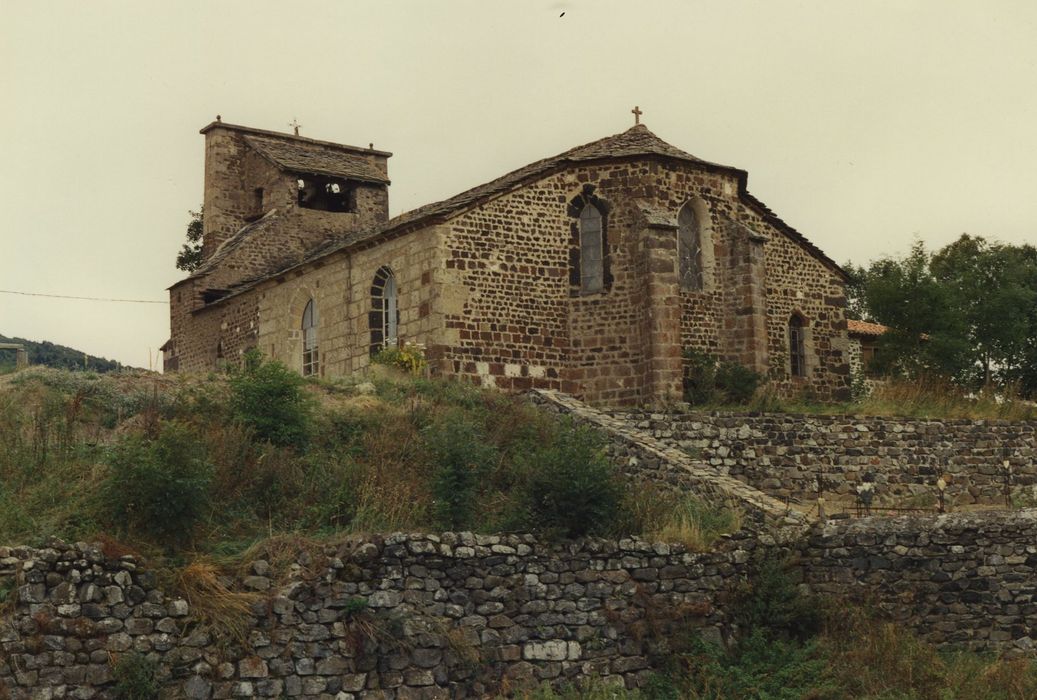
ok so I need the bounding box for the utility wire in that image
[0,289,167,304]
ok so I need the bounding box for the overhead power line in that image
[0,289,167,304]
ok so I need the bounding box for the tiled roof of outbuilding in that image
[847,319,890,337]
[244,134,389,184]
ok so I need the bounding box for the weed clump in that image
[111,652,158,699]
[371,343,428,376]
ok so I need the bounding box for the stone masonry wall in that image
[603,410,1037,507]
[800,510,1037,654]
[0,534,758,699]
[529,390,807,531]
[440,158,850,406]
[6,511,1037,698]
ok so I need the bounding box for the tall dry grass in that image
[857,376,1037,420]
[623,486,742,552]
[171,560,261,647]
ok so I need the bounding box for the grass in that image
[0,367,745,557]
[722,375,1037,421]
[625,490,742,552]
[514,595,1037,700]
[168,560,260,647]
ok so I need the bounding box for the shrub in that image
[729,556,821,644]
[518,424,622,538]
[677,631,829,700]
[682,349,719,405]
[682,349,763,405]
[714,361,762,404]
[425,412,499,530]
[372,343,428,376]
[111,652,159,699]
[99,421,212,547]
[229,350,313,448]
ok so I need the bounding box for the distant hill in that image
[0,334,123,373]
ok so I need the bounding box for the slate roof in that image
[847,319,889,337]
[244,134,389,184]
[295,125,731,267]
[188,209,282,280]
[190,124,847,306]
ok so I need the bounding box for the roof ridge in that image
[200,120,393,157]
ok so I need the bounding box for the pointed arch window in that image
[579,204,604,293]
[678,203,704,291]
[370,267,399,356]
[302,299,319,376]
[789,315,807,378]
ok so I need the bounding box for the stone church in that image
[164,116,852,405]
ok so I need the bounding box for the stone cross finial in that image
[289,119,302,136]
[631,105,643,125]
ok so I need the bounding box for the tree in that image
[930,235,1037,388]
[175,207,204,272]
[841,261,869,321]
[850,235,1037,396]
[863,240,970,380]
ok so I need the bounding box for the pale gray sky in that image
[3,1,1036,369]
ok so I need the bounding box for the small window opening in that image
[789,315,807,378]
[579,204,604,294]
[216,341,225,360]
[678,203,704,291]
[302,299,319,376]
[253,188,264,214]
[369,267,399,356]
[297,175,356,212]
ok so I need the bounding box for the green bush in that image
[714,361,762,404]
[99,421,212,546]
[518,424,622,538]
[730,557,821,643]
[682,349,763,405]
[677,632,829,700]
[229,350,313,448]
[425,412,499,530]
[111,652,159,699]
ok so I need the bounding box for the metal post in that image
[1003,444,1013,508]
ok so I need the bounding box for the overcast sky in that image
[2,1,1036,369]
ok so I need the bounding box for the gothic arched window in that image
[302,299,319,376]
[678,203,704,291]
[789,314,807,378]
[579,204,604,294]
[370,267,399,356]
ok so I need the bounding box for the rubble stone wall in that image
[604,409,1037,507]
[4,511,1037,698]
[0,534,755,699]
[800,510,1037,654]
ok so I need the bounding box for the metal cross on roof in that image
[631,105,643,125]
[289,119,302,136]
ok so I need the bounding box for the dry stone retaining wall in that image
[529,390,809,530]
[604,409,1037,507]
[0,534,759,699]
[4,511,1037,698]
[800,510,1037,654]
